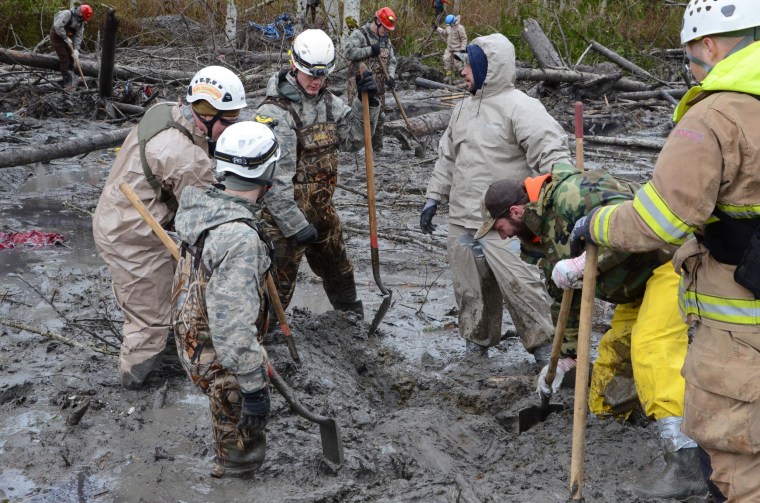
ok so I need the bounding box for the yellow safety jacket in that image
[590,42,760,331]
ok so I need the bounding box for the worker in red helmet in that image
[50,4,93,89]
[344,6,397,152]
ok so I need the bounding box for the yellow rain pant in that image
[589,263,689,420]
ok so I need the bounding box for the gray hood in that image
[472,33,516,96]
[175,186,260,246]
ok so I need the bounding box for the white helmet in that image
[186,66,247,111]
[214,122,280,185]
[681,0,760,44]
[290,29,335,77]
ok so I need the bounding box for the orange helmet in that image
[375,7,396,31]
[80,4,93,21]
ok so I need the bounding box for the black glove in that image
[292,223,318,245]
[356,70,379,105]
[431,21,438,29]
[237,387,270,434]
[370,44,381,57]
[387,77,396,90]
[569,208,599,257]
[420,200,438,234]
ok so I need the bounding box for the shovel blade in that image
[368,292,392,336]
[517,402,564,433]
[319,419,345,464]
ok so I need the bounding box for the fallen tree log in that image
[384,109,452,137]
[522,18,565,68]
[589,40,667,84]
[0,48,194,84]
[580,135,666,150]
[0,127,131,169]
[414,77,462,92]
[616,88,687,101]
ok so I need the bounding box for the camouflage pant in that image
[175,337,265,476]
[263,179,357,310]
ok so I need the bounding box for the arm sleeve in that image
[344,30,372,61]
[53,11,71,40]
[146,131,215,206]
[205,225,268,393]
[511,99,571,174]
[387,45,397,77]
[336,94,379,153]
[256,103,310,237]
[72,22,85,50]
[424,108,458,203]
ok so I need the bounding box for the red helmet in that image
[80,4,93,21]
[375,7,396,31]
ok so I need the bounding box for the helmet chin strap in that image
[193,109,225,155]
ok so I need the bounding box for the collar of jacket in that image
[523,163,579,240]
[673,42,760,122]
[521,173,551,244]
[277,68,328,102]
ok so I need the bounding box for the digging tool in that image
[376,57,425,158]
[516,289,571,432]
[118,182,301,364]
[266,362,344,464]
[74,55,88,90]
[569,100,597,501]
[359,65,392,335]
[416,13,445,57]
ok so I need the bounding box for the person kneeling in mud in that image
[171,121,280,478]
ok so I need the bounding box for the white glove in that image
[537,357,577,396]
[72,49,79,60]
[551,251,586,290]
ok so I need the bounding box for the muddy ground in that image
[0,59,707,503]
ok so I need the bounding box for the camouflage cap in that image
[473,178,528,240]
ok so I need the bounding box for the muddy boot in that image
[211,431,266,479]
[465,340,489,357]
[66,70,78,91]
[332,299,364,320]
[119,353,163,390]
[628,417,707,500]
[61,70,72,88]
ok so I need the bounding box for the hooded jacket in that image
[425,33,571,230]
[254,70,378,237]
[174,186,271,393]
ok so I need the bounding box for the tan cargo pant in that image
[447,223,554,350]
[682,323,760,501]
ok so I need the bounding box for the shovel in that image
[517,288,572,432]
[267,363,344,464]
[119,182,301,364]
[376,58,425,158]
[359,66,392,335]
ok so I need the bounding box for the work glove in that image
[569,207,600,257]
[551,251,586,290]
[72,49,79,60]
[387,77,396,90]
[355,70,379,106]
[420,198,438,234]
[370,43,381,57]
[537,357,577,396]
[431,21,438,29]
[237,387,270,434]
[292,223,318,245]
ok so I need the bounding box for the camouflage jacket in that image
[174,185,271,393]
[520,163,673,339]
[344,22,397,77]
[254,69,378,237]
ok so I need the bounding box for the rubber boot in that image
[628,417,708,500]
[465,340,489,357]
[332,299,364,320]
[211,431,266,479]
[62,71,72,87]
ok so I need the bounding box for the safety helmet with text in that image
[681,0,760,44]
[79,4,93,21]
[375,7,397,31]
[445,14,456,26]
[290,29,336,77]
[186,66,247,112]
[215,121,280,186]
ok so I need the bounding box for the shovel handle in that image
[265,274,301,364]
[376,58,421,146]
[575,101,584,172]
[119,183,179,260]
[544,289,573,388]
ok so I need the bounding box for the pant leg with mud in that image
[263,117,362,318]
[49,28,76,86]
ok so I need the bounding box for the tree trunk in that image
[0,127,131,169]
[589,40,665,84]
[522,18,565,68]
[98,9,119,99]
[384,109,453,137]
[225,0,238,47]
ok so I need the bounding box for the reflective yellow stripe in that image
[716,202,760,219]
[592,205,617,246]
[632,184,694,245]
[679,280,760,325]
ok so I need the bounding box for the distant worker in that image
[478,165,706,500]
[431,0,449,24]
[93,66,247,389]
[344,6,397,151]
[569,0,760,500]
[437,14,467,84]
[172,121,279,479]
[305,0,320,25]
[420,33,571,362]
[254,29,379,318]
[50,4,93,88]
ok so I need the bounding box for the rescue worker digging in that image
[344,7,397,151]
[477,165,707,500]
[421,33,570,362]
[569,1,760,500]
[49,3,93,88]
[437,14,467,85]
[93,66,247,389]
[172,121,279,479]
[254,29,379,317]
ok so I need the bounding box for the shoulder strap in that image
[137,103,194,212]
[361,27,372,46]
[324,92,335,122]
[262,96,303,129]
